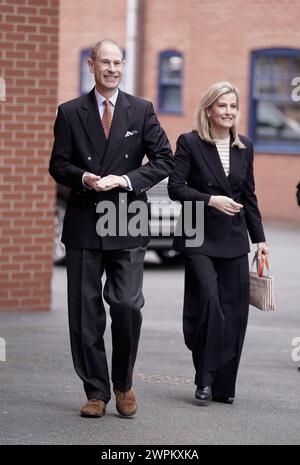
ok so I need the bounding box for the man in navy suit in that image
[49,39,173,418]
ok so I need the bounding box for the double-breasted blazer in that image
[168,131,265,257]
[49,88,174,250]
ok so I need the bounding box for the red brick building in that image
[0,0,59,310]
[1,0,299,311]
[59,0,300,225]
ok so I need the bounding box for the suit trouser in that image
[183,254,250,398]
[65,245,146,403]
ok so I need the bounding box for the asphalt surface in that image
[0,224,299,445]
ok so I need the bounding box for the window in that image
[79,48,95,95]
[249,48,300,154]
[158,51,183,113]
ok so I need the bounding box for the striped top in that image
[215,135,230,177]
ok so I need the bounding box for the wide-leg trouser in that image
[65,246,146,403]
[183,254,250,398]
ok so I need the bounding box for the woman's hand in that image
[208,195,243,216]
[257,242,269,259]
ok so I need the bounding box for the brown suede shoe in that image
[114,388,137,417]
[80,399,106,418]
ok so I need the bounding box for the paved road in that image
[0,224,299,445]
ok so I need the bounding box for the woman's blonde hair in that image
[193,81,245,149]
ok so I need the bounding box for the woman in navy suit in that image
[168,82,269,405]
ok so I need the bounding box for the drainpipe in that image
[125,0,139,95]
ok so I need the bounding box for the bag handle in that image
[251,252,269,277]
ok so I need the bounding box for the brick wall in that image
[57,0,300,225]
[59,0,126,103]
[142,0,300,224]
[0,0,59,311]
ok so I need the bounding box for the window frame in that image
[79,48,94,95]
[249,48,300,154]
[158,50,183,114]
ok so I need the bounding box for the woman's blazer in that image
[168,131,266,258]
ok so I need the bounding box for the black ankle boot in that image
[195,386,212,405]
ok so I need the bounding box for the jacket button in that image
[208,181,213,186]
[88,156,92,161]
[124,154,129,159]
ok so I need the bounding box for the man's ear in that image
[88,58,94,74]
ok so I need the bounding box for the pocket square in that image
[125,130,138,138]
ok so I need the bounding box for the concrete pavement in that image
[0,224,299,445]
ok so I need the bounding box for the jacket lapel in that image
[100,90,132,175]
[196,134,232,196]
[77,88,107,160]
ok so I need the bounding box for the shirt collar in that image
[94,87,119,107]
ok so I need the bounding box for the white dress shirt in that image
[94,87,118,119]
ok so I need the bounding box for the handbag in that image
[249,253,276,311]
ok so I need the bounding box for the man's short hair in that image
[89,39,124,61]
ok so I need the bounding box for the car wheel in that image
[53,198,66,265]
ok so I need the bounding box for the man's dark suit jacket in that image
[49,88,174,250]
[168,131,266,258]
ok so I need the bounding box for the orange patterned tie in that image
[102,99,112,139]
